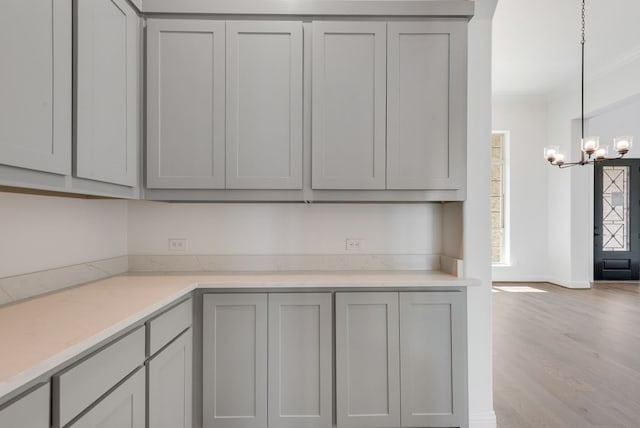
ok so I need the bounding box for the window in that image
[491,132,509,265]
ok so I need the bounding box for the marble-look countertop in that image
[0,270,475,403]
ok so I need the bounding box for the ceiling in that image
[492,0,640,95]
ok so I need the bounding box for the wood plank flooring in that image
[493,282,640,428]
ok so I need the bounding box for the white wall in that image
[128,201,443,255]
[0,192,128,278]
[492,95,548,281]
[546,55,640,288]
[465,0,498,426]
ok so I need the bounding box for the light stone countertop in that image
[0,270,475,403]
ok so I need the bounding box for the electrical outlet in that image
[168,238,188,251]
[345,238,364,251]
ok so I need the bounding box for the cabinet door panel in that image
[399,292,466,427]
[202,294,267,428]
[387,21,467,190]
[148,329,193,428]
[226,21,303,189]
[69,368,145,428]
[76,0,139,186]
[0,0,71,175]
[268,293,332,428]
[147,19,225,189]
[312,22,386,189]
[0,383,49,428]
[335,292,400,428]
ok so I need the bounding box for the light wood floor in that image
[493,282,640,428]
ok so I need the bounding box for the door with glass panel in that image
[594,159,640,280]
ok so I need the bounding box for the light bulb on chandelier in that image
[544,0,633,168]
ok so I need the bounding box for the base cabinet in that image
[0,383,50,428]
[336,291,467,428]
[202,293,333,428]
[68,368,145,428]
[148,329,193,428]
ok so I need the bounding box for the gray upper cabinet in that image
[335,292,401,428]
[0,383,50,428]
[312,22,387,190]
[75,0,139,187]
[148,329,193,428]
[399,292,467,427]
[268,293,332,428]
[226,21,303,189]
[202,294,268,428]
[68,368,145,428]
[146,19,226,189]
[387,22,467,190]
[0,0,71,175]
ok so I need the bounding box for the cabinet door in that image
[76,0,139,186]
[146,19,226,189]
[312,22,387,189]
[226,21,303,189]
[0,0,71,175]
[387,21,467,190]
[148,329,193,428]
[69,368,145,428]
[268,293,332,428]
[399,292,466,427]
[335,292,400,428]
[0,383,49,428]
[203,294,268,428]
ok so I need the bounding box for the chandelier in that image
[544,0,633,168]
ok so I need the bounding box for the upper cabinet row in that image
[146,19,467,193]
[0,0,139,197]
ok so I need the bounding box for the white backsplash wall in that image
[0,192,128,278]
[128,201,443,257]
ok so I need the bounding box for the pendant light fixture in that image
[544,0,633,168]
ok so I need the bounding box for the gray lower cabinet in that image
[148,329,193,428]
[0,383,50,428]
[75,0,140,187]
[202,293,333,428]
[68,368,145,428]
[0,0,71,175]
[268,293,332,428]
[335,292,401,428]
[202,294,268,428]
[336,291,467,428]
[399,292,467,427]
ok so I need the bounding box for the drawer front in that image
[148,298,192,356]
[0,383,50,428]
[54,326,145,427]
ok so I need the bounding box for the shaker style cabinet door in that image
[146,19,226,189]
[68,368,145,428]
[75,0,139,186]
[202,294,268,428]
[335,292,400,428]
[148,329,193,428]
[0,383,50,428]
[0,0,71,175]
[387,21,467,190]
[226,21,303,189]
[399,292,467,427]
[312,22,387,190]
[268,293,332,428]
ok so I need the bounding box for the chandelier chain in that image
[581,0,585,44]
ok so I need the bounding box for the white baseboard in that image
[469,411,497,428]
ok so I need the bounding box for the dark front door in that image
[594,159,640,280]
